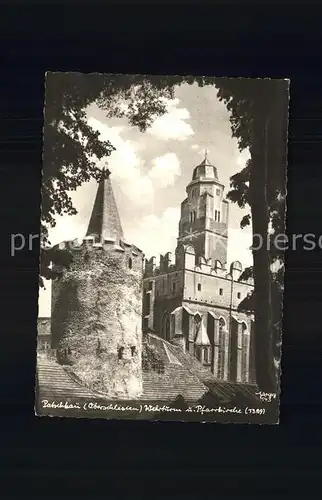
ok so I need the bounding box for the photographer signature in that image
[255,391,277,403]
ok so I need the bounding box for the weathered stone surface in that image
[51,244,143,399]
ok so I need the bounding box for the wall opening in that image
[118,347,124,360]
[219,288,223,296]
[143,291,150,316]
[131,346,136,357]
[128,257,132,269]
[241,322,249,383]
[197,283,201,291]
[161,313,170,341]
[217,317,227,379]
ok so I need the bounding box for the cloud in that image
[147,98,194,141]
[236,148,251,168]
[148,153,181,188]
[87,117,154,206]
[228,228,253,268]
[126,207,181,259]
[191,144,200,150]
[48,215,87,246]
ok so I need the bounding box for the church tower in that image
[51,168,144,400]
[178,152,229,266]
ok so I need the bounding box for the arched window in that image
[143,291,150,316]
[241,323,249,383]
[161,312,170,341]
[128,257,132,269]
[195,346,202,362]
[194,313,202,337]
[217,317,226,379]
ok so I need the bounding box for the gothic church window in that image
[241,323,249,383]
[143,291,150,316]
[218,211,221,222]
[161,313,170,341]
[215,210,218,221]
[195,346,202,362]
[217,318,226,379]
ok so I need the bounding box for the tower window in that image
[218,211,221,222]
[215,210,218,221]
[237,292,241,299]
[219,288,223,296]
[190,211,196,223]
[128,257,132,269]
[197,283,201,291]
[216,188,220,196]
[118,347,124,360]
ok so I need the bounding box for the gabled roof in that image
[194,322,211,346]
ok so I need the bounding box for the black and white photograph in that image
[35,73,289,423]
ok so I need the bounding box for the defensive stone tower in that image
[51,168,144,399]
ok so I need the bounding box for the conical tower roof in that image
[86,168,124,242]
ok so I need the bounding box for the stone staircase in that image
[36,356,97,400]
[142,364,207,402]
[37,355,208,404]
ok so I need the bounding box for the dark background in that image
[0,5,321,499]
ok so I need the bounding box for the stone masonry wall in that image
[51,241,143,399]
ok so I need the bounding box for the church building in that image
[143,154,256,385]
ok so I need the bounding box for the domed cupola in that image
[192,151,219,182]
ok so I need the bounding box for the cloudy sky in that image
[38,80,252,317]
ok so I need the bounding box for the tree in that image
[214,78,289,392]
[41,73,222,286]
[40,72,184,285]
[41,73,289,391]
